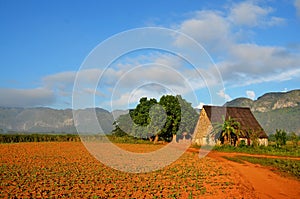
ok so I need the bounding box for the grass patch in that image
[222,156,245,164]
[213,145,300,157]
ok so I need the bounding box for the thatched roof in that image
[203,105,268,138]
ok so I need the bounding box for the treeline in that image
[0,134,80,143]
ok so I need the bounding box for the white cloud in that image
[113,83,169,106]
[43,69,102,88]
[174,10,232,53]
[217,89,231,101]
[218,43,300,86]
[295,0,300,16]
[170,1,296,90]
[174,1,285,54]
[246,90,256,100]
[35,52,207,109]
[43,71,76,87]
[102,52,204,93]
[0,88,55,107]
[82,88,105,97]
[229,1,285,27]
[238,68,300,86]
[43,69,103,97]
[104,3,298,109]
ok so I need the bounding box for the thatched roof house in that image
[192,105,268,146]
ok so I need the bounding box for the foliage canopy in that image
[112,95,199,142]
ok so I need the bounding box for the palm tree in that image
[221,117,241,146]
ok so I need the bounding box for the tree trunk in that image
[172,134,177,143]
[224,135,229,145]
[149,137,153,142]
[154,134,159,144]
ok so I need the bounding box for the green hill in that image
[225,89,300,134]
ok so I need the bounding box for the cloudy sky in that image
[0,0,299,110]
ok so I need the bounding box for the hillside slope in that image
[225,89,300,134]
[0,107,114,134]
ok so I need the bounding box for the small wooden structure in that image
[192,105,268,146]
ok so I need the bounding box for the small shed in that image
[192,105,268,146]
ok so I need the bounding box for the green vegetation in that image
[290,132,299,147]
[210,128,300,156]
[112,95,198,143]
[222,156,244,164]
[212,117,262,147]
[0,133,155,144]
[274,129,287,147]
[107,135,153,144]
[269,131,298,147]
[0,128,169,144]
[213,144,300,157]
[225,156,300,179]
[254,106,300,135]
[213,117,241,146]
[0,133,80,143]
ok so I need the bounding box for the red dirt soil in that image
[1,143,299,198]
[193,149,300,199]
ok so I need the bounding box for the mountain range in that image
[0,107,114,134]
[0,89,299,135]
[225,89,300,134]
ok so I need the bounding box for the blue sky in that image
[0,0,299,110]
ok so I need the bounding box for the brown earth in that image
[1,142,299,198]
[187,148,300,199]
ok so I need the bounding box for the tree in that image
[274,129,287,148]
[111,95,198,143]
[176,96,199,141]
[268,133,276,142]
[211,116,241,146]
[157,95,198,142]
[130,97,158,139]
[289,132,298,148]
[148,104,167,142]
[220,117,241,146]
[112,113,133,137]
[158,95,181,142]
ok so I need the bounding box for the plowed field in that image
[1,142,297,198]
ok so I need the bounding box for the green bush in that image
[238,140,246,148]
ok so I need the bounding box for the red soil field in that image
[0,142,297,198]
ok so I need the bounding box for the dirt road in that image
[196,150,300,199]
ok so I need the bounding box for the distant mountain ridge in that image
[0,107,114,134]
[225,89,300,134]
[225,89,300,112]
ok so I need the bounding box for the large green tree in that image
[112,95,198,143]
[130,97,158,139]
[158,95,181,142]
